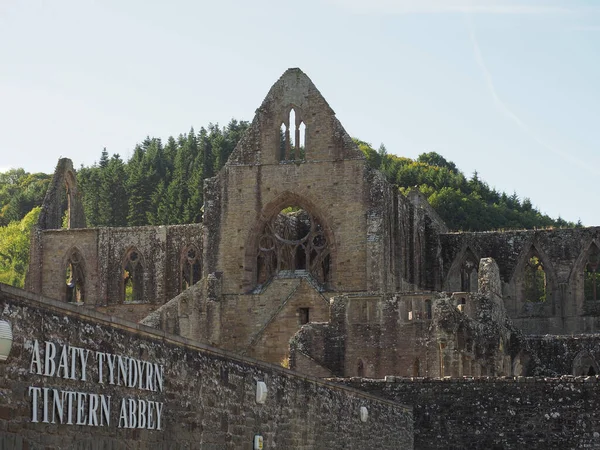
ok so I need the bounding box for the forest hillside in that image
[0,120,577,287]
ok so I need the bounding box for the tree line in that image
[0,120,578,287]
[356,140,578,231]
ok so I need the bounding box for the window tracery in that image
[256,207,330,287]
[181,246,202,291]
[65,249,84,303]
[123,248,144,303]
[460,250,478,292]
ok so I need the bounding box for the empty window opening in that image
[585,244,600,301]
[289,109,296,149]
[573,351,598,376]
[524,254,546,303]
[298,122,306,159]
[278,107,306,162]
[299,307,310,325]
[123,249,144,303]
[256,206,330,287]
[279,123,288,161]
[59,182,70,229]
[181,246,202,291]
[460,250,478,292]
[65,250,84,303]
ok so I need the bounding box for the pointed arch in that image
[38,159,86,230]
[243,192,335,291]
[572,350,599,376]
[443,246,480,292]
[63,247,86,303]
[277,105,307,162]
[122,247,145,303]
[180,244,202,291]
[583,242,600,302]
[511,243,556,317]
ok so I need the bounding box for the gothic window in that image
[524,253,546,303]
[572,351,599,376]
[181,246,202,291]
[123,249,144,303]
[460,250,478,292]
[279,108,306,161]
[65,249,84,303]
[584,244,600,301]
[256,206,330,287]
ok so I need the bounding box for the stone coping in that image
[41,222,204,233]
[0,283,409,411]
[329,375,600,383]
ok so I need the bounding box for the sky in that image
[1,0,599,225]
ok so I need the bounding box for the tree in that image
[0,207,40,287]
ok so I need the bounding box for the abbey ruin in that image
[3,68,600,448]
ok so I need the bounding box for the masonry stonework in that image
[16,67,600,447]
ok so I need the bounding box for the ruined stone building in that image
[16,68,600,448]
[25,68,600,381]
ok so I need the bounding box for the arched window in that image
[460,249,478,292]
[181,246,202,291]
[123,249,144,303]
[572,350,599,376]
[65,249,85,303]
[278,107,306,161]
[585,243,600,301]
[524,253,546,303]
[256,206,330,287]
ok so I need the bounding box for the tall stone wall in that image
[27,224,203,321]
[0,284,413,449]
[441,227,600,334]
[340,376,600,450]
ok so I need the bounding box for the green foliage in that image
[0,169,50,226]
[524,256,547,303]
[355,139,575,231]
[0,207,40,287]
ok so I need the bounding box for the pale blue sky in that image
[1,0,598,225]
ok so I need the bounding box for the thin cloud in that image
[465,16,600,176]
[330,0,573,15]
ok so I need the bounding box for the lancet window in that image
[181,246,202,291]
[65,249,85,303]
[460,250,478,292]
[279,108,306,161]
[123,248,144,303]
[524,251,546,303]
[256,206,330,286]
[584,243,600,301]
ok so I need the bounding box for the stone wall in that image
[340,376,600,450]
[26,223,203,321]
[0,283,412,449]
[527,334,600,376]
[440,227,600,334]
